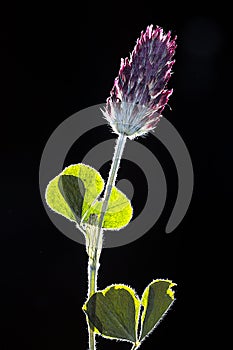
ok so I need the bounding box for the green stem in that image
[88,324,95,350]
[87,133,127,350]
[87,259,97,350]
[98,133,127,230]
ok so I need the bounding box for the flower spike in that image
[101,25,177,139]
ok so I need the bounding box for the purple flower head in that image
[101,25,177,139]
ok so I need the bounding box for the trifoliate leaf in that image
[45,163,133,230]
[139,279,176,342]
[83,284,140,343]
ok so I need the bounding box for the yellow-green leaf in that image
[83,284,140,343]
[140,279,176,342]
[58,175,85,223]
[83,186,133,229]
[45,164,104,223]
[45,163,133,230]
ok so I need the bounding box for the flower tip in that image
[146,24,153,38]
[103,24,176,139]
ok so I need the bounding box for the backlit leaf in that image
[140,279,176,342]
[83,284,140,343]
[45,163,133,230]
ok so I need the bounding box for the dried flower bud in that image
[101,25,177,139]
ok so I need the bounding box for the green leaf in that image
[83,280,176,346]
[83,186,133,229]
[45,174,75,223]
[58,175,85,223]
[105,187,133,229]
[45,164,104,223]
[139,279,176,342]
[45,163,133,230]
[83,284,140,343]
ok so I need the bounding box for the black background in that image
[1,3,231,349]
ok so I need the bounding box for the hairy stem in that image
[131,344,140,350]
[87,258,97,350]
[87,133,127,350]
[98,133,127,230]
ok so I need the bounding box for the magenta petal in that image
[102,24,177,139]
